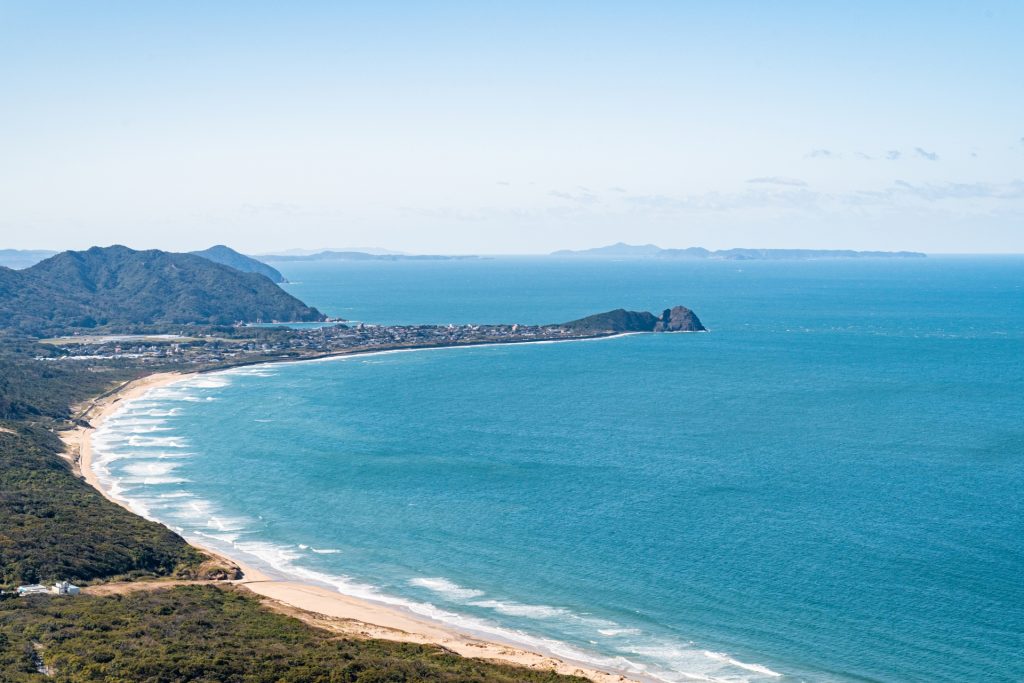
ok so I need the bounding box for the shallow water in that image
[92,256,1024,682]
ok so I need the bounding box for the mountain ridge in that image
[0,246,324,334]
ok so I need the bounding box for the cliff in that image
[653,306,705,332]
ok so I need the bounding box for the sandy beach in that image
[62,369,639,683]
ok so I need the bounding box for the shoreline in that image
[62,341,646,683]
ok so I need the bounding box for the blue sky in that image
[1,1,1022,253]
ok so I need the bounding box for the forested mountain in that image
[191,244,287,283]
[0,246,324,334]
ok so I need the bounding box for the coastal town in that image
[36,319,650,366]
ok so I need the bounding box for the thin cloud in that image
[549,190,600,205]
[746,176,809,187]
[625,187,821,212]
[914,147,939,161]
[854,180,1024,202]
[886,150,901,160]
[806,149,837,159]
[240,202,302,216]
[624,179,1024,213]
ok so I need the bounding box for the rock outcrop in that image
[653,306,705,332]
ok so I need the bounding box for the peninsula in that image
[38,304,704,365]
[0,244,704,682]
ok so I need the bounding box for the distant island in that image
[0,248,59,269]
[190,244,288,283]
[2,244,929,272]
[260,250,480,262]
[551,242,927,260]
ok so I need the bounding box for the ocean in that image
[91,256,1024,682]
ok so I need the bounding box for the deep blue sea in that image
[93,257,1024,683]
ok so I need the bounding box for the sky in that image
[1,1,1022,254]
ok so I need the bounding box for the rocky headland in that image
[559,306,706,333]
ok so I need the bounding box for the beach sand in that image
[62,371,639,683]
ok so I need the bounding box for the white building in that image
[15,581,80,596]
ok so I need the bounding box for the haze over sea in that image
[92,257,1024,683]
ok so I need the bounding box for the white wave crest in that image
[469,599,571,620]
[701,651,782,678]
[598,627,643,637]
[122,461,182,477]
[206,516,248,532]
[127,435,188,448]
[121,475,189,485]
[184,377,232,389]
[409,577,485,600]
[628,642,784,682]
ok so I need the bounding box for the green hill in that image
[0,246,324,334]
[560,308,660,332]
[191,244,287,283]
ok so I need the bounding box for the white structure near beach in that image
[16,581,80,596]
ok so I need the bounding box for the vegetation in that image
[0,338,202,587]
[0,586,586,683]
[0,348,127,422]
[190,245,287,284]
[0,425,202,586]
[0,246,324,335]
[560,308,659,333]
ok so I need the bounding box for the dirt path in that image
[80,580,218,596]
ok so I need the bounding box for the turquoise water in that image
[93,257,1024,682]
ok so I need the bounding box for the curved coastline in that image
[64,340,655,683]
